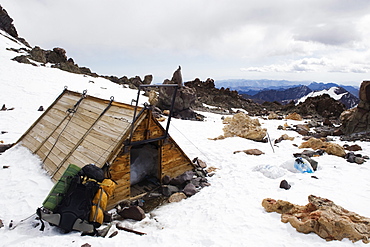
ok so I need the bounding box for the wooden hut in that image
[17,88,195,208]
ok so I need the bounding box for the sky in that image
[2,0,370,86]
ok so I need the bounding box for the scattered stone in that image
[345,152,367,164]
[268,112,279,119]
[118,206,146,221]
[299,137,346,157]
[1,104,6,111]
[162,175,171,185]
[206,166,217,173]
[311,176,318,179]
[108,231,118,238]
[0,219,3,228]
[3,165,9,169]
[37,106,44,111]
[192,157,207,169]
[275,134,294,144]
[279,180,291,190]
[81,244,91,247]
[183,183,197,196]
[233,149,265,155]
[0,143,13,153]
[169,171,194,186]
[168,192,187,203]
[285,112,302,121]
[262,195,370,243]
[323,118,334,126]
[161,185,179,197]
[343,144,362,151]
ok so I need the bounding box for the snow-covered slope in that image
[296,87,359,108]
[1,30,370,247]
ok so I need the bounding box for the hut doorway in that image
[130,142,160,197]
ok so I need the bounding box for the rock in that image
[37,106,44,111]
[81,244,91,247]
[169,171,195,186]
[299,137,346,157]
[340,81,370,135]
[286,112,302,121]
[274,134,294,144]
[279,180,291,190]
[323,118,334,126]
[268,112,279,119]
[0,143,13,153]
[343,144,362,151]
[354,157,366,164]
[295,94,346,118]
[262,195,370,243]
[162,175,171,185]
[0,5,30,47]
[0,219,3,228]
[234,149,265,155]
[194,158,207,169]
[168,192,187,203]
[161,185,179,197]
[157,74,198,120]
[171,66,183,86]
[183,183,197,196]
[220,113,267,141]
[118,206,145,221]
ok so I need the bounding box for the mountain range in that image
[215,79,360,109]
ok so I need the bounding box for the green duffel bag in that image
[42,164,81,211]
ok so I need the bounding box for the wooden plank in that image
[100,114,132,129]
[92,120,129,139]
[20,134,42,152]
[69,110,96,129]
[74,105,101,120]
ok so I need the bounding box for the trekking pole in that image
[266,131,275,153]
[9,213,37,230]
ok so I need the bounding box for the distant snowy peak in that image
[297,87,359,109]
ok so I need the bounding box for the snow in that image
[296,87,347,105]
[1,29,370,246]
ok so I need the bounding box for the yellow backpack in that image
[89,179,116,226]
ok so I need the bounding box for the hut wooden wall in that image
[107,111,194,208]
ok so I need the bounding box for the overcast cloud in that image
[2,0,370,85]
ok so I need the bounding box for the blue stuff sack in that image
[294,157,314,173]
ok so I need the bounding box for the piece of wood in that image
[116,224,146,235]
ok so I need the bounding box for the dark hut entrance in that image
[130,142,160,197]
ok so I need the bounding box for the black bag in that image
[80,164,105,182]
[54,176,99,233]
[38,164,106,234]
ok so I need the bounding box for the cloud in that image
[2,0,370,84]
[241,57,370,74]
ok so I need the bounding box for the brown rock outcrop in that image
[299,137,346,157]
[340,81,370,135]
[285,112,303,121]
[262,195,370,243]
[0,5,30,47]
[221,112,267,141]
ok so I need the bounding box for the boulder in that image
[157,68,198,120]
[285,112,302,121]
[299,137,346,157]
[221,113,267,141]
[168,192,187,203]
[340,81,370,135]
[183,183,197,196]
[0,5,30,47]
[161,185,179,197]
[118,206,145,221]
[262,195,370,243]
